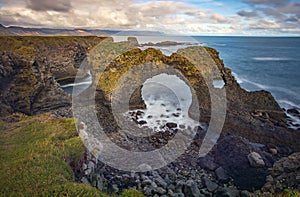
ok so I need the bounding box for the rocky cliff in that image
[0,36,105,116]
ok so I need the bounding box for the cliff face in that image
[0,36,105,117]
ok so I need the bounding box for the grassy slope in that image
[0,114,144,197]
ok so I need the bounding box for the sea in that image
[62,36,300,129]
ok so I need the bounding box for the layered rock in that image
[0,36,105,117]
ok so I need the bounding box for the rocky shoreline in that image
[1,36,300,196]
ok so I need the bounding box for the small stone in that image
[81,177,89,184]
[266,175,274,183]
[155,187,166,195]
[172,113,180,117]
[112,184,119,193]
[172,193,185,197]
[142,179,153,187]
[96,175,103,190]
[154,175,168,189]
[247,152,265,167]
[166,122,177,129]
[203,178,218,192]
[138,120,147,125]
[215,167,230,183]
[215,187,239,197]
[136,111,144,116]
[183,180,201,197]
[198,156,218,171]
[143,186,153,196]
[240,190,252,197]
[270,148,278,155]
[175,180,185,193]
[287,108,300,116]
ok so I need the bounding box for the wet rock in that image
[287,108,300,117]
[136,110,144,116]
[247,152,265,167]
[172,113,180,117]
[166,122,177,129]
[138,120,147,125]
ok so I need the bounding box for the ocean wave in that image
[213,43,227,47]
[232,72,243,84]
[253,57,291,61]
[61,81,92,88]
[278,100,300,110]
[232,73,300,99]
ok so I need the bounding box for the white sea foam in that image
[253,57,291,61]
[126,74,203,133]
[278,100,300,110]
[232,72,243,84]
[61,81,92,88]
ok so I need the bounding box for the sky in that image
[0,0,300,36]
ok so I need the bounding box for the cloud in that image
[244,0,288,6]
[250,19,280,29]
[0,0,299,35]
[26,0,72,12]
[210,13,227,23]
[237,10,259,18]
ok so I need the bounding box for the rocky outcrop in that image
[0,36,105,117]
[262,152,300,193]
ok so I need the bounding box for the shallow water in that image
[126,73,202,132]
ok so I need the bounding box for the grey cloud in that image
[245,0,289,6]
[286,16,300,22]
[26,0,72,12]
[237,10,259,17]
[258,7,286,20]
[250,19,280,29]
[278,2,300,14]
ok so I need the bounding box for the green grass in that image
[0,114,144,197]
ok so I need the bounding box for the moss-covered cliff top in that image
[0,36,107,59]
